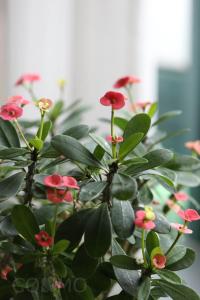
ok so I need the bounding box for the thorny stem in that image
[103,162,118,209]
[14,119,32,151]
[52,204,59,243]
[24,148,38,206]
[111,108,117,159]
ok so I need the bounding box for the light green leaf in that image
[123,113,151,139]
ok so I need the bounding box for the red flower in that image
[0,266,12,280]
[44,174,64,188]
[63,176,80,189]
[100,91,126,110]
[47,189,73,203]
[114,76,141,88]
[174,192,189,202]
[7,95,30,106]
[0,103,23,121]
[15,73,41,85]
[171,223,193,234]
[185,140,200,155]
[53,280,64,289]
[35,231,53,247]
[106,135,124,144]
[178,209,200,222]
[131,101,152,112]
[152,254,166,269]
[135,208,156,230]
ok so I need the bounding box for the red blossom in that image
[15,73,41,85]
[53,280,64,289]
[35,231,53,247]
[178,209,200,222]
[47,189,73,203]
[0,266,12,280]
[134,209,155,230]
[44,174,64,188]
[0,103,23,121]
[171,223,193,234]
[7,95,30,106]
[114,76,141,88]
[185,140,200,155]
[100,91,126,110]
[152,254,166,269]
[106,135,124,144]
[63,176,80,189]
[131,101,152,112]
[174,192,189,202]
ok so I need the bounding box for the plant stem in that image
[141,229,148,268]
[24,148,38,206]
[111,109,116,159]
[38,112,45,140]
[14,119,32,151]
[52,204,59,243]
[165,232,182,256]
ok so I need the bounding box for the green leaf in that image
[137,277,151,300]
[156,280,199,300]
[155,269,182,284]
[165,154,200,171]
[85,204,112,258]
[89,133,112,156]
[51,135,102,168]
[11,205,40,244]
[63,278,94,299]
[166,245,187,266]
[29,137,43,150]
[150,287,167,299]
[111,199,134,239]
[166,247,195,271]
[110,255,140,270]
[53,257,67,277]
[49,100,64,120]
[87,264,112,296]
[41,120,52,141]
[176,171,200,187]
[0,172,25,201]
[0,147,28,159]
[72,244,98,278]
[114,117,128,131]
[51,240,70,255]
[123,157,148,166]
[111,173,137,201]
[152,110,182,126]
[123,113,151,139]
[55,209,92,251]
[112,239,140,297]
[63,124,90,139]
[153,213,171,234]
[119,133,144,160]
[127,149,173,176]
[148,102,158,118]
[146,231,160,257]
[79,181,107,202]
[0,118,20,147]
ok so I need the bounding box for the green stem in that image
[141,229,148,268]
[38,112,45,140]
[111,109,116,159]
[52,204,59,243]
[14,119,32,151]
[165,232,182,256]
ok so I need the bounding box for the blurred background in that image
[0,0,199,293]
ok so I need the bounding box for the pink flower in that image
[63,176,80,189]
[171,223,193,234]
[135,209,156,230]
[114,76,141,88]
[47,189,73,203]
[166,200,181,213]
[0,266,12,280]
[53,280,64,289]
[106,135,124,144]
[185,140,200,155]
[15,73,41,86]
[0,103,23,120]
[35,231,53,247]
[131,101,152,112]
[152,254,166,269]
[174,192,189,202]
[44,174,64,188]
[100,91,126,110]
[37,98,53,111]
[7,95,30,106]
[178,209,200,222]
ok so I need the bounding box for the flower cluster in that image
[135,207,156,230]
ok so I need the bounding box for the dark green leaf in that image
[51,135,102,168]
[150,287,167,299]
[111,173,137,201]
[87,264,112,296]
[72,244,98,278]
[166,245,187,266]
[89,133,112,156]
[85,204,112,258]
[63,124,90,139]
[176,171,200,187]
[53,257,67,277]
[79,181,107,202]
[106,291,134,299]
[0,172,25,201]
[119,133,144,160]
[11,205,40,244]
[166,247,195,271]
[0,118,20,147]
[152,110,182,126]
[110,255,140,270]
[165,154,200,171]
[137,277,151,300]
[51,240,70,255]
[146,231,160,256]
[153,213,171,234]
[63,278,94,300]
[0,147,28,159]
[111,199,134,239]
[41,120,52,141]
[123,113,151,139]
[155,269,182,284]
